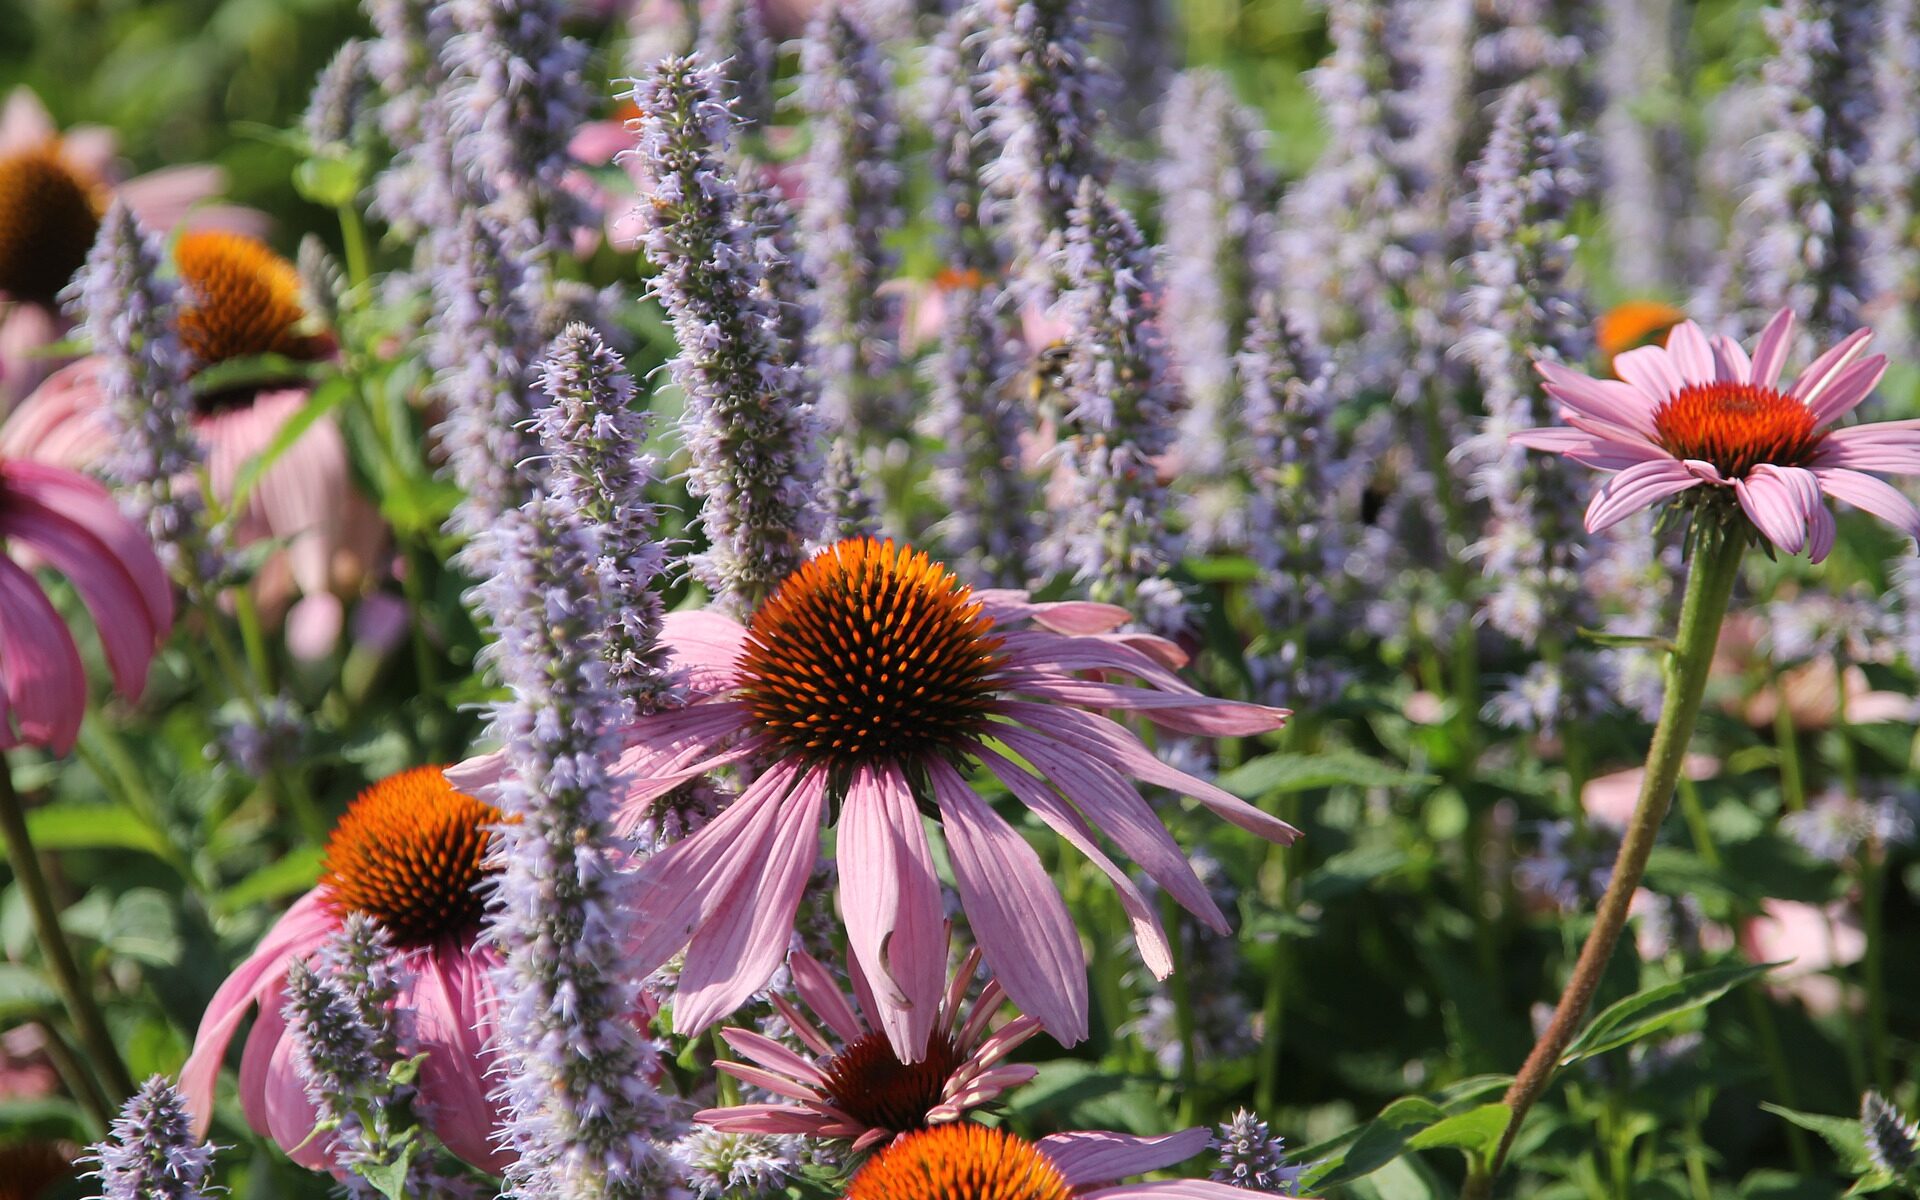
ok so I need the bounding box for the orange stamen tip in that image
[319,766,502,947]
[172,230,321,367]
[844,1125,1073,1200]
[739,538,1006,766]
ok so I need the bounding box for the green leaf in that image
[24,803,167,856]
[227,377,352,513]
[1300,845,1411,904]
[104,889,182,967]
[1217,750,1436,799]
[354,1143,418,1200]
[1311,1097,1447,1187]
[189,352,327,398]
[1561,961,1777,1065]
[293,153,369,207]
[1182,554,1258,583]
[1762,1104,1872,1174]
[215,847,324,915]
[1406,1103,1511,1156]
[0,962,59,1020]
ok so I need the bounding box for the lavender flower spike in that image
[1044,178,1188,635]
[531,324,671,716]
[980,0,1110,300]
[798,2,904,438]
[475,490,681,1199]
[442,0,592,249]
[87,1077,218,1200]
[1211,1108,1306,1196]
[1157,68,1277,548]
[626,56,823,615]
[73,202,230,585]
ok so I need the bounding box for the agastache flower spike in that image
[426,207,545,559]
[819,436,881,542]
[737,165,817,368]
[531,324,671,717]
[797,2,904,439]
[366,0,456,238]
[625,56,823,616]
[697,0,779,135]
[1863,1090,1920,1178]
[1211,1108,1307,1196]
[472,488,681,1198]
[1721,0,1879,344]
[442,0,593,249]
[980,0,1111,301]
[1461,83,1598,653]
[87,1077,218,1200]
[303,38,374,154]
[1044,178,1190,635]
[1866,0,1920,356]
[72,202,230,584]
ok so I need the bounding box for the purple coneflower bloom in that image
[614,537,1294,1059]
[1513,308,1920,561]
[0,459,171,754]
[696,941,1043,1150]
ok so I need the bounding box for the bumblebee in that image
[1024,339,1073,414]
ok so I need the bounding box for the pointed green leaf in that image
[1561,961,1777,1065]
[1406,1103,1511,1156]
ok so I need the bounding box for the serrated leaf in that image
[1406,1103,1510,1156]
[25,803,166,856]
[355,1143,418,1200]
[1217,750,1436,799]
[1762,1103,1872,1174]
[1562,961,1777,1065]
[214,847,324,915]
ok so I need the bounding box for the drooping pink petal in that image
[1735,464,1823,557]
[1749,309,1796,388]
[1612,343,1687,409]
[0,497,157,697]
[2,461,171,632]
[177,892,337,1133]
[1788,327,1873,403]
[1584,458,1702,532]
[1006,674,1289,737]
[675,768,828,1036]
[974,745,1174,976]
[718,1027,829,1088]
[243,982,334,1172]
[837,763,946,1062]
[1510,427,1666,471]
[1813,467,1920,540]
[714,1059,826,1103]
[1805,355,1888,427]
[1001,701,1303,845]
[622,759,803,975]
[408,941,513,1173]
[1039,1128,1213,1188]
[927,760,1088,1045]
[0,558,86,753]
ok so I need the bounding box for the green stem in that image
[0,764,136,1103]
[1467,519,1746,1197]
[1745,986,1814,1171]
[232,588,276,695]
[1771,687,1806,813]
[1862,847,1890,1090]
[336,204,372,291]
[36,1018,113,1136]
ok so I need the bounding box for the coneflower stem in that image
[1469,518,1746,1196]
[0,764,137,1104]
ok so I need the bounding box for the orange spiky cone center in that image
[0,146,102,305]
[1651,380,1825,479]
[844,1125,1074,1200]
[319,766,501,948]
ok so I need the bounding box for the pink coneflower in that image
[697,942,1044,1150]
[611,537,1295,1059]
[0,87,256,410]
[0,459,171,754]
[178,767,512,1175]
[840,1123,1257,1199]
[1514,308,1920,562]
[3,230,383,654]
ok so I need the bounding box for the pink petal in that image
[987,731,1225,938]
[1662,321,1717,384]
[974,745,1174,977]
[718,1027,827,1088]
[1083,1184,1270,1198]
[1812,468,1920,540]
[1584,458,1702,532]
[2,461,171,632]
[1536,361,1660,437]
[118,165,229,232]
[659,609,748,691]
[693,1104,836,1136]
[0,558,85,753]
[1788,327,1873,403]
[0,494,158,698]
[1001,702,1303,845]
[973,590,1131,635]
[769,992,838,1059]
[0,88,56,153]
[408,942,513,1173]
[1039,1128,1213,1188]
[675,769,827,1035]
[715,1059,825,1103]
[1805,355,1888,427]
[927,759,1089,1045]
[178,892,336,1135]
[622,760,804,976]
[1809,421,1920,472]
[1007,674,1289,737]
[1711,334,1752,382]
[788,951,867,1044]
[837,763,946,1062]
[243,983,334,1170]
[1510,426,1666,471]
[1749,309,1796,388]
[998,629,1197,694]
[1734,464,1824,557]
[1611,343,1686,409]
